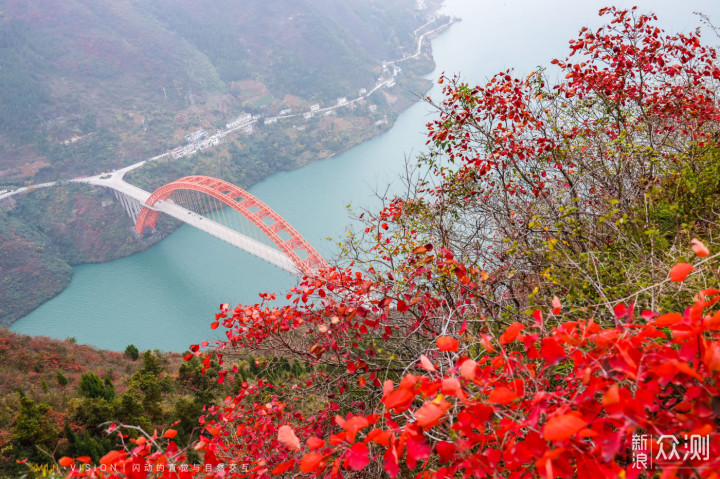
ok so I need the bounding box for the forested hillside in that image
[0,0,438,183]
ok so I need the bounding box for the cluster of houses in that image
[184,129,207,143]
[225,113,254,130]
[171,132,224,159]
[165,70,400,160]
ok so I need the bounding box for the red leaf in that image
[406,436,431,470]
[307,437,326,450]
[602,385,620,406]
[641,310,658,320]
[691,238,710,257]
[385,387,415,412]
[163,429,178,439]
[703,343,720,371]
[397,300,408,312]
[418,355,436,372]
[205,450,220,466]
[59,457,74,468]
[489,387,517,405]
[669,263,693,282]
[346,443,369,471]
[552,296,562,314]
[100,451,126,467]
[278,425,301,452]
[540,337,565,365]
[383,380,393,396]
[271,459,296,475]
[413,245,428,255]
[654,313,682,327]
[436,336,459,352]
[441,377,461,395]
[499,322,524,345]
[542,413,587,442]
[436,441,456,463]
[384,447,399,478]
[329,432,347,445]
[300,452,323,473]
[343,416,370,442]
[370,430,393,447]
[674,360,702,380]
[415,401,449,428]
[76,456,92,464]
[480,334,495,353]
[458,318,468,335]
[460,359,477,380]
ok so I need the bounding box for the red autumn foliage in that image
[68,277,720,477]
[670,262,694,282]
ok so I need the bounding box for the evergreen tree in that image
[124,344,139,361]
[78,373,114,401]
[56,371,69,387]
[12,396,58,463]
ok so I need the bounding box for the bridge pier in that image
[112,189,143,222]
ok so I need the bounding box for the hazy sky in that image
[434,0,720,83]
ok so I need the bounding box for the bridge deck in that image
[79,175,301,276]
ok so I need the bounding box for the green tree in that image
[123,350,168,422]
[140,350,163,376]
[178,356,217,405]
[71,397,114,435]
[64,424,111,463]
[12,396,58,463]
[113,391,150,431]
[124,344,139,361]
[77,373,114,401]
[56,371,69,387]
[173,397,202,443]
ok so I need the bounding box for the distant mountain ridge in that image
[0,0,439,182]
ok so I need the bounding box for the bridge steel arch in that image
[135,175,328,277]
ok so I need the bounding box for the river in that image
[11,0,718,351]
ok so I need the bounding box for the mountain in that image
[0,0,439,183]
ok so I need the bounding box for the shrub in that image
[123,344,139,361]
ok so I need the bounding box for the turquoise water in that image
[11,0,718,351]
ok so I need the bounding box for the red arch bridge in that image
[80,174,327,277]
